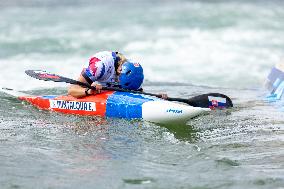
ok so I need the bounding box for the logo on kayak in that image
[33,70,60,79]
[166,108,183,114]
[39,73,60,79]
[50,100,96,111]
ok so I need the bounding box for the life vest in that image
[82,51,119,85]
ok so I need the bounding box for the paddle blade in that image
[25,70,77,84]
[187,93,233,109]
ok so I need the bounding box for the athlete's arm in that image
[67,75,102,98]
[67,75,90,98]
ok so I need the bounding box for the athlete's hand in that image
[159,93,168,100]
[91,82,103,94]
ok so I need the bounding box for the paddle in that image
[265,65,284,101]
[25,70,233,108]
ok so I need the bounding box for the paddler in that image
[68,51,145,98]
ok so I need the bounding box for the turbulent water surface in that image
[0,0,284,189]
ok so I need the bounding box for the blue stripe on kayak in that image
[106,92,156,119]
[41,95,57,99]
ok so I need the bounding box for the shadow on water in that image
[157,122,199,142]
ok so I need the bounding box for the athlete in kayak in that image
[68,51,145,98]
[68,51,168,99]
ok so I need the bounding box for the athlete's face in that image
[117,64,123,75]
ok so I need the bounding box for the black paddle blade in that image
[26,70,63,82]
[187,93,233,109]
[169,93,233,108]
[25,70,78,84]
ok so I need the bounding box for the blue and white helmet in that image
[119,61,144,90]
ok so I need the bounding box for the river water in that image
[0,0,283,188]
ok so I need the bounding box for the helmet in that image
[119,61,144,90]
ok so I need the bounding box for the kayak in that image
[1,88,210,125]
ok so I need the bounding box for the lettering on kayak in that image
[50,100,96,111]
[166,109,183,114]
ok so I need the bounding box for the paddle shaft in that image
[50,77,233,107]
[63,76,167,98]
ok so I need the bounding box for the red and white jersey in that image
[83,51,117,83]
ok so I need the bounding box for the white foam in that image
[0,1,283,90]
[123,26,283,88]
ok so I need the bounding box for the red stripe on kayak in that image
[19,91,115,117]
